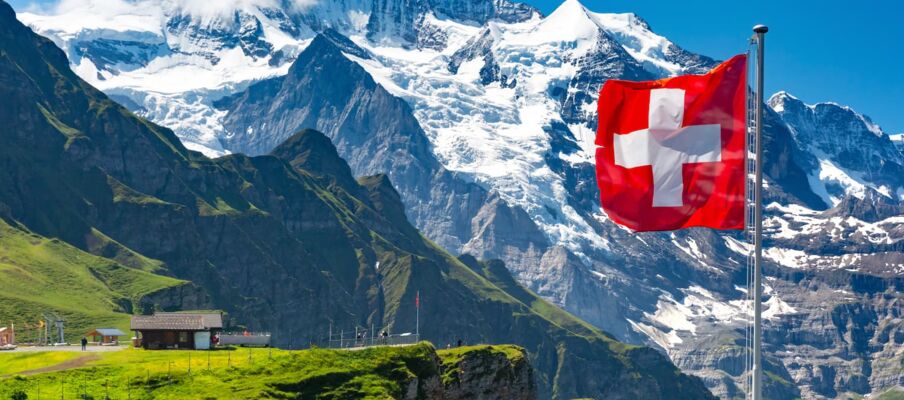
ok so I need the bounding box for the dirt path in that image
[2,354,100,377]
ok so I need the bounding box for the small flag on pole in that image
[415,291,420,309]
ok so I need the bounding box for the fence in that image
[326,331,420,349]
[218,332,272,347]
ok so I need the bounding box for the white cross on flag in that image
[595,55,747,231]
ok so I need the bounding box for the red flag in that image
[595,55,747,232]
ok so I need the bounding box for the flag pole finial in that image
[753,25,768,34]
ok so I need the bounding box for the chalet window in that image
[179,332,188,342]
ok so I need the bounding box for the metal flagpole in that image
[751,23,768,400]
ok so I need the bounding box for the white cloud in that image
[21,0,319,22]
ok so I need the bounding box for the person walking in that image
[81,336,88,351]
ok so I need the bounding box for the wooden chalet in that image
[130,312,223,350]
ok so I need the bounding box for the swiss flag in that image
[595,55,747,231]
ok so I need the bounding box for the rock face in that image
[0,5,715,399]
[215,33,505,256]
[440,345,536,400]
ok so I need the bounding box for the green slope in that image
[0,343,532,399]
[0,220,186,336]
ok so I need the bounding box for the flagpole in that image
[416,290,420,340]
[751,23,768,400]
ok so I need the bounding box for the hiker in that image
[81,337,88,351]
[381,330,388,345]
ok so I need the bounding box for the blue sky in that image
[523,0,903,133]
[8,0,902,132]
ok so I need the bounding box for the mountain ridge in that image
[12,0,904,398]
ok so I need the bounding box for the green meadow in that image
[0,343,524,399]
[0,220,185,338]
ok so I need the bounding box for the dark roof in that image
[88,328,125,337]
[130,313,223,331]
[156,312,223,329]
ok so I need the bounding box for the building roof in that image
[88,328,125,337]
[130,312,223,331]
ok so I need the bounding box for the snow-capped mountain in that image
[18,0,904,398]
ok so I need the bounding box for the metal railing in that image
[326,332,420,349]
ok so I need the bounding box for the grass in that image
[0,220,187,338]
[107,176,170,207]
[0,352,82,376]
[877,388,904,400]
[0,342,521,399]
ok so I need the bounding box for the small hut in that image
[130,312,223,350]
[86,328,125,345]
[0,324,14,348]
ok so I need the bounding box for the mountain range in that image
[0,1,716,398]
[9,0,904,398]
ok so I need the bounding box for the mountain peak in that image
[545,0,592,24]
[768,91,805,113]
[271,128,374,200]
[527,0,605,47]
[771,91,887,138]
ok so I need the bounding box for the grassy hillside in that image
[0,343,531,399]
[0,219,186,336]
[877,389,904,400]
